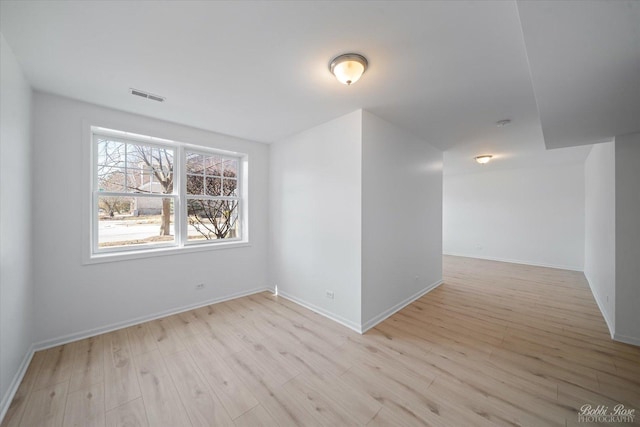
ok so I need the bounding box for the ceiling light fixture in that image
[475,155,493,164]
[329,53,368,86]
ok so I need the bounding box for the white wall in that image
[444,164,585,270]
[0,34,34,413]
[269,111,362,330]
[584,141,616,334]
[361,111,442,329]
[32,92,269,345]
[614,132,640,345]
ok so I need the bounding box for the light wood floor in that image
[3,256,639,426]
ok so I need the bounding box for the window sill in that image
[84,240,251,265]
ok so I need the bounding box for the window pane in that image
[187,199,240,241]
[204,155,222,176]
[98,166,126,192]
[223,158,238,178]
[126,143,151,168]
[127,144,174,175]
[222,178,238,196]
[186,174,203,195]
[97,196,175,248]
[205,176,222,196]
[153,148,174,174]
[130,168,172,194]
[186,152,204,173]
[126,168,144,192]
[97,139,125,167]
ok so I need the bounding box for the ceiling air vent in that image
[129,88,165,102]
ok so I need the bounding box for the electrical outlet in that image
[196,283,205,290]
[325,290,334,299]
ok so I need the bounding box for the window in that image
[185,151,240,242]
[91,127,245,258]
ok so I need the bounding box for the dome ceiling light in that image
[475,155,493,164]
[329,53,368,86]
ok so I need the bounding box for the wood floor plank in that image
[428,374,561,426]
[223,354,321,426]
[236,341,300,388]
[282,374,364,426]
[69,336,104,392]
[102,330,141,411]
[340,364,450,427]
[294,371,381,425]
[167,311,209,339]
[62,383,105,427]
[18,381,68,427]
[146,317,185,356]
[125,323,158,356]
[366,406,418,427]
[185,333,258,419]
[193,322,247,359]
[259,329,350,378]
[164,350,235,427]
[230,319,273,350]
[32,344,75,391]
[247,387,322,426]
[232,404,278,427]
[105,398,148,427]
[133,350,191,427]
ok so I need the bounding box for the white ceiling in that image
[519,0,640,149]
[1,1,636,174]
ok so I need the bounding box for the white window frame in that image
[182,148,243,247]
[85,125,249,264]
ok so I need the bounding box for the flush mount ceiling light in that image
[475,155,493,164]
[329,53,368,85]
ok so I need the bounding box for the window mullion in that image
[177,146,186,247]
[124,142,128,193]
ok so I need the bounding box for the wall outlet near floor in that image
[325,290,335,299]
[196,283,205,290]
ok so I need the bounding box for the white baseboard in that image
[583,274,615,339]
[277,280,444,335]
[33,286,273,351]
[361,279,443,333]
[594,295,615,340]
[276,290,362,333]
[443,252,583,272]
[1,344,35,423]
[613,333,640,347]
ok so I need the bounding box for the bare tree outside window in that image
[97,139,174,236]
[185,152,239,240]
[96,169,130,216]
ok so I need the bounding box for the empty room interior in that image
[1,1,640,426]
